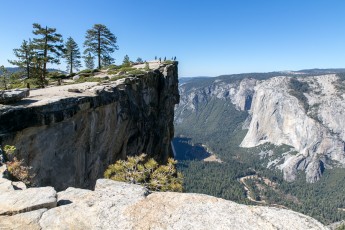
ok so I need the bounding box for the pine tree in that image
[101,54,114,68]
[122,55,131,67]
[84,52,95,70]
[83,24,118,69]
[32,23,63,86]
[8,39,35,79]
[63,37,82,74]
[136,57,143,63]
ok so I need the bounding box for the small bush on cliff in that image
[104,154,183,192]
[2,145,34,186]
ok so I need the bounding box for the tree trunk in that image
[98,30,101,69]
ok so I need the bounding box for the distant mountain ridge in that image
[0,67,65,74]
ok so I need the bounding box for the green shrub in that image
[128,69,146,75]
[4,145,16,155]
[110,76,126,81]
[79,73,92,77]
[48,71,67,79]
[107,70,119,75]
[337,224,345,230]
[78,69,93,74]
[108,65,120,70]
[2,145,34,186]
[163,60,175,65]
[75,76,102,83]
[104,153,183,192]
[119,66,135,72]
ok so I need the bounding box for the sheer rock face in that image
[176,78,256,120]
[176,74,345,182]
[0,63,179,191]
[0,179,328,230]
[241,75,345,182]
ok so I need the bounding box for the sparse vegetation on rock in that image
[2,145,34,186]
[104,153,183,192]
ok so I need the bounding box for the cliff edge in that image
[0,62,179,191]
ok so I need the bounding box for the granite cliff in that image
[175,73,345,182]
[0,62,179,191]
[241,75,345,182]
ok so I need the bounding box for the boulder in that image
[0,208,46,230]
[0,88,29,104]
[0,186,56,215]
[72,75,80,80]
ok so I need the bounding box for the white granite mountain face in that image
[176,74,345,182]
[176,78,257,120]
[0,177,328,230]
[241,75,345,182]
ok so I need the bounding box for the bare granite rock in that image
[37,179,327,230]
[0,88,29,104]
[0,186,56,215]
[0,208,47,230]
[0,179,327,229]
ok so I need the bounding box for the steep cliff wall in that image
[0,63,179,191]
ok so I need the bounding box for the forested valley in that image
[174,95,345,225]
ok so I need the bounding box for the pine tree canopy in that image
[64,37,82,74]
[83,24,118,69]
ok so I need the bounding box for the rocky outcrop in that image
[0,88,29,104]
[0,62,179,191]
[0,178,328,230]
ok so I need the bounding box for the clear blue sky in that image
[0,0,344,77]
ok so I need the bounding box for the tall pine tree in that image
[122,55,131,67]
[83,24,118,69]
[64,37,82,74]
[32,23,63,86]
[84,52,95,70]
[101,55,114,67]
[8,39,35,79]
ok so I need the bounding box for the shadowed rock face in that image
[0,63,179,191]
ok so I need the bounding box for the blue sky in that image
[0,0,345,77]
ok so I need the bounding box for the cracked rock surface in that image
[0,178,327,230]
